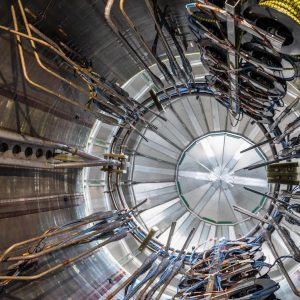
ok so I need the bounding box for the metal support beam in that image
[225,0,241,114]
[0,128,101,161]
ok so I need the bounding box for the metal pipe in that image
[105,0,165,90]
[0,210,120,262]
[0,16,130,108]
[6,220,129,261]
[262,229,300,297]
[0,128,102,161]
[0,229,132,281]
[119,0,176,94]
[18,0,93,103]
[165,222,176,255]
[18,0,126,119]
[144,0,188,84]
[10,6,120,125]
[124,224,177,299]
[245,156,294,170]
[269,97,300,131]
[234,205,300,262]
[0,157,119,170]
[154,228,196,300]
[240,137,274,154]
[53,159,120,169]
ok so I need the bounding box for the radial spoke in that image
[150,127,185,151]
[135,152,176,166]
[182,96,204,137]
[222,186,249,235]
[231,176,268,188]
[194,182,219,215]
[170,105,195,140]
[185,151,217,174]
[179,170,213,181]
[140,139,180,160]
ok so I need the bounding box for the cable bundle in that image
[259,0,300,25]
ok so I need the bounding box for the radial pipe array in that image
[0,0,300,299]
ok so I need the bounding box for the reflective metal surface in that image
[176,132,268,224]
[0,0,299,298]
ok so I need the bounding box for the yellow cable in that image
[192,13,218,23]
[259,0,300,25]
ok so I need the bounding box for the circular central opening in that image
[176,132,269,225]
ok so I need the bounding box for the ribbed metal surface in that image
[0,0,300,299]
[126,95,269,250]
[177,132,268,222]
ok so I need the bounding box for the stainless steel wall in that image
[1,1,300,299]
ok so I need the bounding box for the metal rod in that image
[135,252,174,300]
[53,159,120,169]
[154,228,196,300]
[165,222,176,255]
[105,0,165,90]
[119,0,176,96]
[10,6,119,125]
[124,223,177,299]
[0,157,119,170]
[240,138,274,153]
[106,222,177,300]
[6,219,129,262]
[0,128,102,161]
[131,98,167,120]
[262,229,300,297]
[233,205,271,224]
[144,0,187,84]
[0,230,132,281]
[245,156,292,170]
[126,199,148,214]
[105,256,151,300]
[0,17,131,107]
[243,186,278,202]
[0,210,121,262]
[234,205,300,262]
[269,97,300,131]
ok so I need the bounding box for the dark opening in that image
[12,145,21,155]
[0,143,9,152]
[46,150,53,159]
[25,147,33,157]
[36,148,43,158]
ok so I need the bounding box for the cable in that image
[259,0,300,25]
[266,255,293,274]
